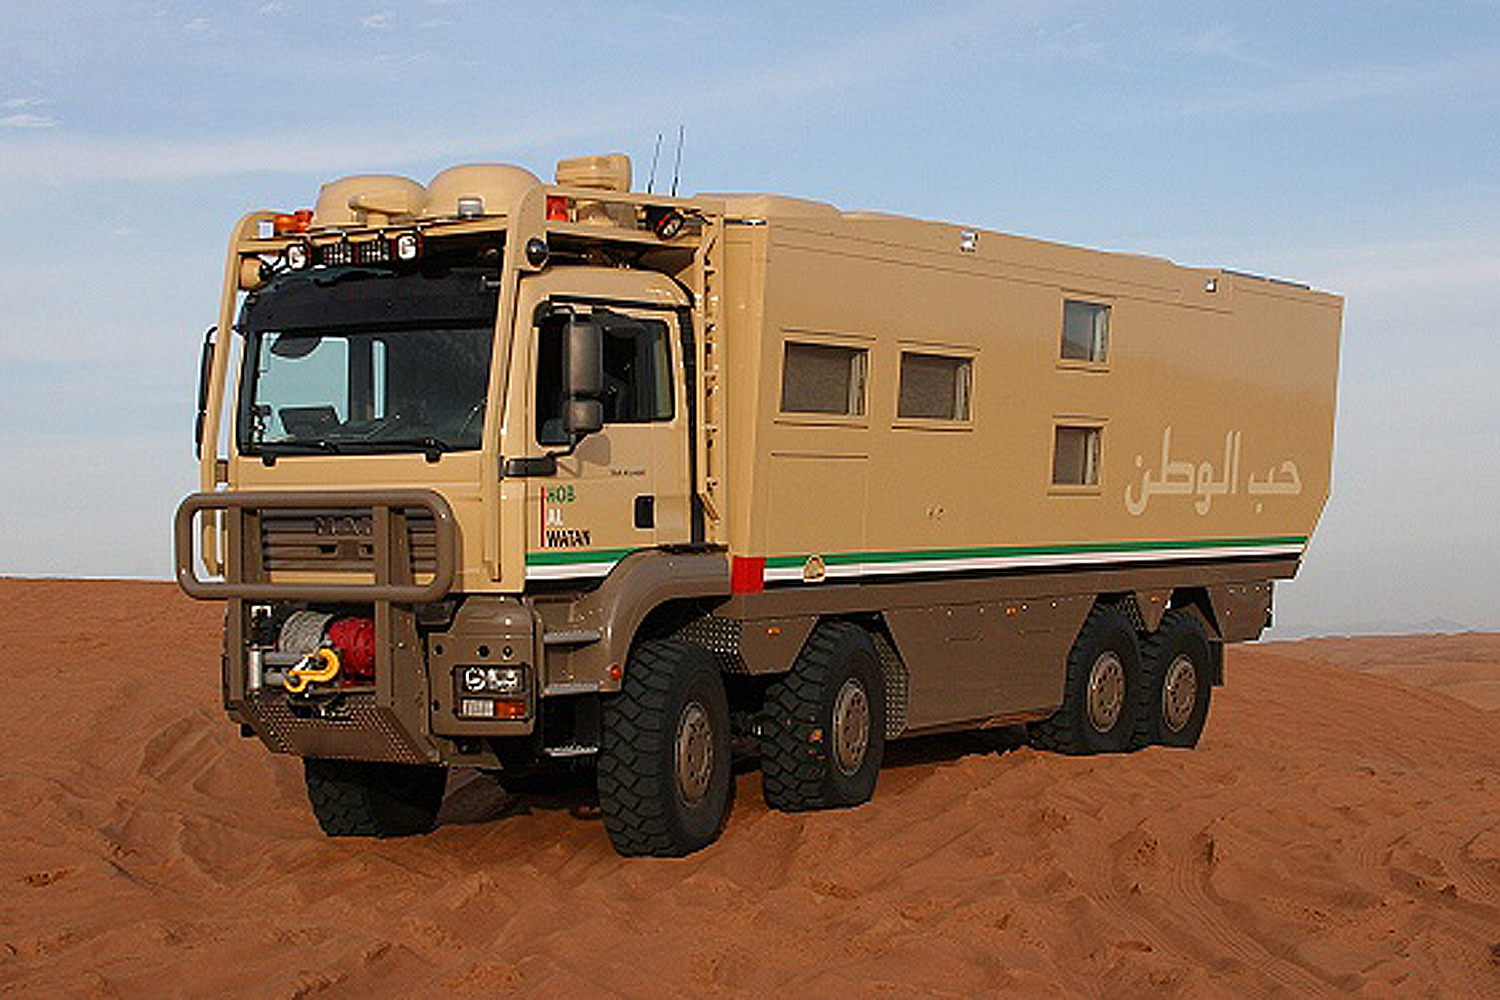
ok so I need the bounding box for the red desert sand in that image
[3,579,1498,997]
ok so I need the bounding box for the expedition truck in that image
[176,153,1341,856]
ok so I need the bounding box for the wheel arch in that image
[538,550,732,692]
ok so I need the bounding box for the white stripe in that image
[762,543,1304,583]
[525,560,622,580]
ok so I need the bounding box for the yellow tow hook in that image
[285,647,341,694]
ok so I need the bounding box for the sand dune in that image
[3,579,1498,997]
[1268,632,1500,711]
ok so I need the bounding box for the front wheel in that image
[761,621,887,811]
[597,640,733,857]
[303,758,447,837]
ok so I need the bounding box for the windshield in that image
[237,268,497,457]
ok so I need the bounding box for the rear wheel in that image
[303,758,447,837]
[1028,604,1142,755]
[597,640,733,857]
[761,621,887,811]
[1135,609,1213,748]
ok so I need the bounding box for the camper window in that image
[780,342,867,416]
[1061,300,1110,363]
[1052,425,1101,486]
[898,352,971,421]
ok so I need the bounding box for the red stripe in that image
[731,556,765,594]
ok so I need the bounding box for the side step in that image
[541,743,598,759]
[543,630,603,646]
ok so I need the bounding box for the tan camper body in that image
[176,155,1340,854]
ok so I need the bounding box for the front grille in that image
[260,508,438,575]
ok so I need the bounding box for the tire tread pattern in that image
[598,640,725,857]
[1133,608,1212,749]
[304,759,446,838]
[1028,603,1137,756]
[762,621,875,812]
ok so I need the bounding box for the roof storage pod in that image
[311,175,427,228]
[555,153,631,192]
[424,164,542,221]
[556,153,633,226]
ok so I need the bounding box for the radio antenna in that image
[646,132,663,194]
[670,125,685,197]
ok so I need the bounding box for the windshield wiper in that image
[340,436,454,462]
[255,439,343,465]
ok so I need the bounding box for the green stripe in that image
[526,547,638,566]
[764,535,1306,570]
[525,535,1306,571]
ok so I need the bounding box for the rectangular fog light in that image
[458,697,527,720]
[460,698,497,718]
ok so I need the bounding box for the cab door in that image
[524,303,692,583]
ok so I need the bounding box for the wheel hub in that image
[1086,651,1125,733]
[831,678,870,775]
[1160,654,1198,732]
[675,701,715,805]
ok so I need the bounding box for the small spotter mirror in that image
[269,333,322,359]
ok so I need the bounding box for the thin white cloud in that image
[2,113,56,129]
[1184,25,1285,74]
[1181,44,1500,116]
[0,125,564,186]
[1268,229,1500,302]
[0,0,1059,188]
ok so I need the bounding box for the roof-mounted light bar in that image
[278,230,424,272]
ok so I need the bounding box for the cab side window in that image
[536,311,673,444]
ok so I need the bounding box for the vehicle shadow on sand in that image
[880,724,1029,770]
[432,725,1030,831]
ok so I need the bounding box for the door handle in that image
[634,495,655,529]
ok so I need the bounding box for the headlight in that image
[283,241,311,270]
[393,232,421,262]
[459,665,524,695]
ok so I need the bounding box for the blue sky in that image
[2,1,1498,633]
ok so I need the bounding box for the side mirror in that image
[194,326,216,458]
[563,398,603,437]
[562,316,604,439]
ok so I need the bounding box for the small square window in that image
[1062,300,1109,363]
[1052,425,1101,485]
[898,352,971,421]
[780,342,867,416]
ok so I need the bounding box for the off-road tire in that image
[1028,604,1142,755]
[303,758,447,837]
[1134,609,1213,748]
[761,621,887,812]
[597,640,733,857]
